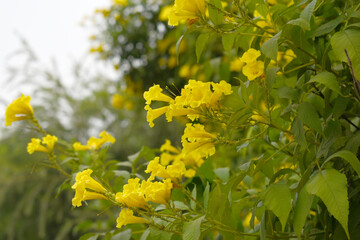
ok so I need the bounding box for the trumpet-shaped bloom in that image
[242,61,264,81]
[5,94,34,126]
[230,58,245,72]
[144,80,232,127]
[73,131,115,151]
[240,48,261,64]
[141,179,173,204]
[27,138,48,154]
[116,209,148,228]
[143,85,173,105]
[42,134,58,151]
[160,139,180,154]
[168,0,206,26]
[71,169,107,207]
[116,178,147,208]
[182,123,217,158]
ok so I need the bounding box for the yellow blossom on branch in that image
[116,178,147,208]
[71,169,107,207]
[182,123,217,158]
[27,138,48,155]
[5,94,34,126]
[240,48,261,64]
[168,0,206,26]
[141,179,173,204]
[73,131,115,151]
[116,209,149,228]
[242,61,264,81]
[27,134,58,154]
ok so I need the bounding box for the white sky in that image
[0,0,116,126]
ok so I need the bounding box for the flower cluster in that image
[240,48,264,81]
[144,80,232,127]
[73,131,115,151]
[5,94,34,126]
[72,169,108,207]
[27,134,58,154]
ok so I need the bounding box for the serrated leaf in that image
[196,33,209,63]
[183,216,205,240]
[263,182,292,231]
[297,102,323,134]
[293,187,313,237]
[331,29,360,80]
[306,169,349,239]
[325,150,360,177]
[261,31,281,60]
[309,71,342,95]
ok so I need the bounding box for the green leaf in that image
[204,182,210,211]
[214,167,230,182]
[331,29,360,80]
[324,150,360,177]
[79,233,100,240]
[191,185,197,210]
[306,169,349,239]
[293,187,313,237]
[278,86,300,100]
[261,31,281,60]
[313,16,345,37]
[300,0,317,24]
[196,33,210,63]
[288,0,316,31]
[222,34,235,54]
[297,102,323,134]
[183,216,205,240]
[292,117,307,147]
[111,229,132,240]
[140,229,150,240]
[309,71,342,95]
[176,34,185,64]
[208,0,223,25]
[263,182,292,231]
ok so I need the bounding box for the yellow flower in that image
[179,64,191,78]
[230,58,245,72]
[145,105,169,128]
[27,138,48,154]
[168,55,177,68]
[113,0,128,6]
[5,94,34,126]
[159,5,173,21]
[42,134,58,151]
[143,85,173,105]
[116,209,148,228]
[73,131,115,151]
[116,178,147,208]
[145,157,171,181]
[160,139,180,154]
[141,179,173,204]
[112,94,126,109]
[240,48,261,64]
[71,169,107,207]
[185,168,196,178]
[182,123,217,158]
[89,44,104,53]
[168,0,206,26]
[283,49,296,64]
[242,61,264,81]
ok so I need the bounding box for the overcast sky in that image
[0,0,115,124]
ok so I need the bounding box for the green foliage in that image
[2,0,360,239]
